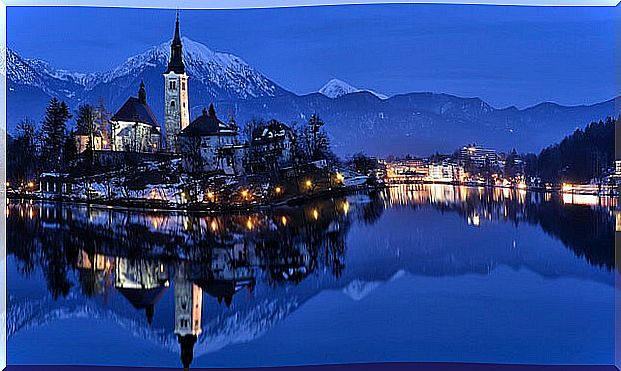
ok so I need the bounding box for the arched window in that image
[170,100,175,108]
[169,80,176,90]
[181,82,186,91]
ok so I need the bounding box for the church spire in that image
[138,81,147,104]
[166,10,185,74]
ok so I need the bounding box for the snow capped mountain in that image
[319,78,388,100]
[94,37,280,99]
[8,37,282,99]
[7,38,290,132]
[7,48,86,99]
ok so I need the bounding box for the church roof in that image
[112,97,161,130]
[117,286,168,310]
[180,104,236,137]
[195,277,254,306]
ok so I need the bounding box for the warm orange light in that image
[281,216,287,226]
[241,190,249,199]
[246,218,253,230]
[207,191,215,200]
[27,182,34,188]
[305,180,313,189]
[312,209,319,220]
[275,187,282,194]
[210,220,218,231]
[4,181,9,187]
[335,172,345,182]
[342,201,350,214]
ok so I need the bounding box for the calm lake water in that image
[6,185,616,368]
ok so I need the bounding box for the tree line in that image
[525,116,616,183]
[8,97,109,186]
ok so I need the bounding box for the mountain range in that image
[7,38,620,156]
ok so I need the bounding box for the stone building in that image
[178,104,244,174]
[110,82,161,153]
[163,12,190,152]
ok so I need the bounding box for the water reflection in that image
[386,184,615,270]
[6,185,615,368]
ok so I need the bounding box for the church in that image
[162,13,245,174]
[104,11,243,167]
[163,11,190,152]
[110,81,162,152]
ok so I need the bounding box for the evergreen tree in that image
[534,117,615,183]
[10,118,40,184]
[64,129,78,165]
[95,99,112,149]
[40,98,72,171]
[75,104,96,151]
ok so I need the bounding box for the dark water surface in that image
[6,185,616,368]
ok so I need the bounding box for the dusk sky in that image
[7,4,619,108]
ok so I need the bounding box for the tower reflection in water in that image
[7,185,616,368]
[76,248,278,368]
[43,195,356,369]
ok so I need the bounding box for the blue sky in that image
[7,4,619,108]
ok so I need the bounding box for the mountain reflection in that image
[6,185,615,368]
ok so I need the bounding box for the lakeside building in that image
[427,162,465,183]
[178,104,245,174]
[110,82,162,153]
[385,158,429,182]
[460,144,499,168]
[247,119,296,174]
[75,126,103,154]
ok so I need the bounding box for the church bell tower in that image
[163,11,190,152]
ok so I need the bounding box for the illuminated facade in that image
[163,12,190,152]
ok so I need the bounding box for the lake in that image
[6,184,616,368]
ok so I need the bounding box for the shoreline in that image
[6,184,385,214]
[7,181,618,213]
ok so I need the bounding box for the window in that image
[170,100,175,108]
[182,82,186,91]
[169,80,176,90]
